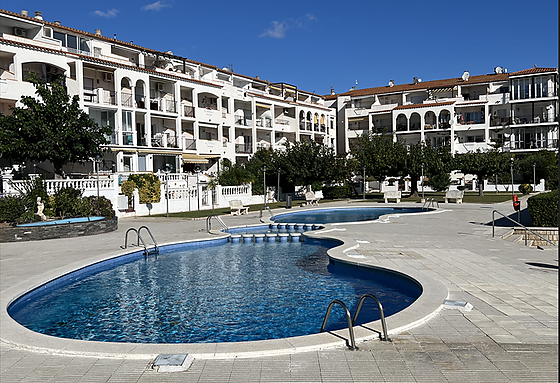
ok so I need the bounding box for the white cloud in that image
[141,1,171,11]
[93,9,119,18]
[260,21,289,38]
[306,13,317,21]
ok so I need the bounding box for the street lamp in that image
[362,165,366,200]
[277,168,281,202]
[194,165,201,211]
[261,164,267,207]
[94,153,102,214]
[163,165,170,218]
[532,163,536,192]
[510,157,514,197]
[421,163,425,202]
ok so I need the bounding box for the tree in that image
[515,150,558,190]
[401,142,453,197]
[455,149,509,196]
[216,159,254,186]
[0,73,112,176]
[350,133,406,184]
[276,141,337,190]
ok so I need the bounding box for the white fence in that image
[2,173,261,218]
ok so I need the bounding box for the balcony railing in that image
[101,90,116,105]
[396,124,407,132]
[275,118,290,125]
[235,143,252,154]
[121,92,133,108]
[152,133,178,148]
[457,117,485,125]
[122,132,134,146]
[424,123,436,130]
[183,105,195,118]
[439,121,451,129]
[255,118,272,128]
[490,117,511,127]
[511,114,558,125]
[512,139,558,150]
[184,138,196,150]
[135,96,146,109]
[235,117,253,127]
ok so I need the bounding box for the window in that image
[53,31,66,46]
[512,78,531,100]
[79,38,90,53]
[67,35,77,50]
[121,111,133,145]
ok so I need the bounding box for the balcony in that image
[121,92,133,108]
[235,143,253,154]
[183,138,196,150]
[512,138,558,151]
[511,114,558,125]
[152,132,178,148]
[235,117,253,127]
[439,121,451,129]
[183,105,195,118]
[83,88,116,105]
[255,118,272,128]
[150,98,177,114]
[490,116,511,127]
[135,96,146,109]
[396,124,407,132]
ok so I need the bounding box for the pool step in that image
[230,232,303,243]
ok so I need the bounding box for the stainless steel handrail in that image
[422,198,438,210]
[492,210,557,247]
[259,206,275,220]
[121,227,149,256]
[138,226,159,254]
[352,294,390,341]
[206,215,229,233]
[320,299,356,350]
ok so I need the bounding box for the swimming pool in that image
[8,238,421,344]
[273,207,424,224]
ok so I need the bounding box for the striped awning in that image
[182,153,209,163]
[348,117,368,122]
[431,87,454,93]
[256,102,271,109]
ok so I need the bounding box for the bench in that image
[229,200,249,215]
[304,191,320,206]
[445,189,464,204]
[383,190,401,203]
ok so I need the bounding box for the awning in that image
[431,87,453,93]
[138,149,182,156]
[255,102,271,109]
[182,153,209,164]
[348,117,368,122]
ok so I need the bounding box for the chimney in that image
[330,86,335,95]
[34,11,43,20]
[413,77,419,84]
[21,10,28,16]
[54,21,61,26]
[95,29,102,36]
[255,76,260,80]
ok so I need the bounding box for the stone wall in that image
[0,217,118,243]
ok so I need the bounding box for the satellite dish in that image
[462,71,470,81]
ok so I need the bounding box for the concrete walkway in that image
[1,200,557,382]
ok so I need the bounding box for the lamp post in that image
[510,157,514,197]
[194,166,201,211]
[95,153,102,214]
[277,168,281,202]
[532,163,536,192]
[421,163,425,202]
[262,164,267,207]
[0,148,3,195]
[163,165,170,218]
[362,165,366,200]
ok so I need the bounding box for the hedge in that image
[527,190,558,227]
[322,184,352,199]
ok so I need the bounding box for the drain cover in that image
[153,354,194,372]
[443,300,473,311]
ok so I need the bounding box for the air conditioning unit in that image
[43,27,53,38]
[156,83,164,91]
[13,27,27,37]
[103,72,113,82]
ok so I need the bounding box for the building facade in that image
[326,67,558,156]
[0,9,336,177]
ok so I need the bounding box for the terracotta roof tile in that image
[393,101,456,111]
[509,67,558,76]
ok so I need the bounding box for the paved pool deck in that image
[1,199,557,382]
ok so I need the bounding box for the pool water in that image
[17,216,105,227]
[9,238,421,343]
[273,207,424,224]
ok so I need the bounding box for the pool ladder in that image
[259,206,275,222]
[206,215,229,234]
[422,198,439,210]
[122,226,159,256]
[320,293,390,350]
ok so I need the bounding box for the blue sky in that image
[4,0,558,95]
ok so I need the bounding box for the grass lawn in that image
[152,192,520,219]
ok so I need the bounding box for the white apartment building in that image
[326,67,558,156]
[0,9,336,177]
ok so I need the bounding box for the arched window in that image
[410,113,421,131]
[396,114,408,132]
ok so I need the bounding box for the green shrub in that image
[527,190,558,227]
[426,173,451,192]
[81,196,116,218]
[120,174,161,204]
[322,184,352,199]
[518,183,533,195]
[0,195,27,223]
[52,187,84,218]
[311,181,323,192]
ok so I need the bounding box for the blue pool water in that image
[18,216,104,227]
[273,207,424,224]
[9,238,421,343]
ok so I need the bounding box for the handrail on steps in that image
[492,210,557,247]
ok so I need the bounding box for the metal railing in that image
[206,215,229,234]
[320,300,356,350]
[352,294,389,341]
[121,226,159,256]
[259,206,275,221]
[422,198,439,210]
[491,210,557,247]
